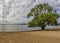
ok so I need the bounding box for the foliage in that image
[27,3,59,30]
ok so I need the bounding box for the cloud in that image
[0,0,60,24]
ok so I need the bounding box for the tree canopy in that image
[27,3,59,30]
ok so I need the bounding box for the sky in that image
[0,0,60,24]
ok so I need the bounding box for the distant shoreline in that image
[0,24,27,25]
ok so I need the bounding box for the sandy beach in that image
[0,28,60,43]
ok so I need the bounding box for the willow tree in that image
[27,3,59,30]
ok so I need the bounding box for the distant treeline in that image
[0,23,27,25]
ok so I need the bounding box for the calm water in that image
[0,25,57,32]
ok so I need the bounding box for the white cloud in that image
[0,0,60,24]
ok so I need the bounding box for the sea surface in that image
[0,25,57,32]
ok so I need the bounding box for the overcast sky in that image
[17,0,60,23]
[0,0,60,24]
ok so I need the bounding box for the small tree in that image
[27,3,59,30]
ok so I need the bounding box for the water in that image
[0,25,57,32]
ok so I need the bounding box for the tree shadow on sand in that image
[24,28,60,32]
[44,29,60,31]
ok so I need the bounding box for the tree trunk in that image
[42,27,45,30]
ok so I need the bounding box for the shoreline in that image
[0,30,60,43]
